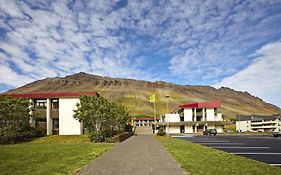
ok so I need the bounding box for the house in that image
[236,114,281,132]
[3,92,99,135]
[160,101,230,134]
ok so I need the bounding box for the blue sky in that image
[0,0,281,107]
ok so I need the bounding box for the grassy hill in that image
[5,72,281,120]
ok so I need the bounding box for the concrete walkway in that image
[76,135,188,175]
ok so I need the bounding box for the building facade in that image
[132,117,160,127]
[236,114,281,132]
[160,101,229,134]
[5,92,99,135]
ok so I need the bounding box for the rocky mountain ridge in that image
[6,72,281,119]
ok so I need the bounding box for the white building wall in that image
[215,113,223,121]
[207,125,215,129]
[184,109,193,121]
[59,98,82,135]
[185,126,193,133]
[206,109,215,121]
[215,126,223,133]
[167,126,180,133]
[236,121,250,132]
[165,114,180,122]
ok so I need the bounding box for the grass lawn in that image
[0,135,113,175]
[157,136,281,175]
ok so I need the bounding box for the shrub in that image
[157,128,166,136]
[0,127,45,144]
[0,96,45,144]
[105,135,119,143]
[89,130,118,143]
[89,131,105,142]
[74,95,131,142]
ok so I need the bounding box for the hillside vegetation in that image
[5,72,281,120]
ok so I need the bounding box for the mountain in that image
[5,72,281,119]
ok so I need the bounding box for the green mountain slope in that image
[5,72,281,119]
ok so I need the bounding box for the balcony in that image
[34,108,46,118]
[33,108,59,118]
[251,125,277,129]
[51,109,59,118]
[251,121,277,125]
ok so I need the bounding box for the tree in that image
[0,96,42,144]
[74,95,131,142]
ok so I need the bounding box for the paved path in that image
[76,135,188,175]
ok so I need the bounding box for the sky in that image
[0,0,281,107]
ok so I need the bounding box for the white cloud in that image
[215,41,281,107]
[0,0,280,96]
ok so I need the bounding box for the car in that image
[203,129,217,136]
[272,131,281,138]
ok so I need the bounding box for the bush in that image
[0,127,45,144]
[157,128,166,136]
[89,130,118,143]
[0,96,46,144]
[74,95,131,142]
[105,135,119,143]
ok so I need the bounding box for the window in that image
[53,119,59,129]
[51,99,59,109]
[35,99,47,109]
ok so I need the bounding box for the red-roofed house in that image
[2,92,99,135]
[160,101,229,134]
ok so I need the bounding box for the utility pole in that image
[238,115,241,134]
[154,99,156,135]
[166,95,170,136]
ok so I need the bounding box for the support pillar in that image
[29,99,35,127]
[194,108,197,121]
[46,98,52,135]
[202,108,205,121]
[194,124,198,133]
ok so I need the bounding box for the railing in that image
[34,108,46,118]
[51,109,59,118]
[33,108,59,118]
[251,121,278,125]
[251,125,277,129]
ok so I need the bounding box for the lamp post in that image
[166,95,170,136]
[238,115,241,134]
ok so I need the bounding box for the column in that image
[202,108,205,121]
[194,108,197,121]
[194,124,198,133]
[46,98,52,135]
[29,99,35,127]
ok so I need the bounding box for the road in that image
[175,135,281,167]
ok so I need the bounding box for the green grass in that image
[30,135,91,144]
[0,135,113,175]
[157,136,281,175]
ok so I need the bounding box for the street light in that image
[166,95,170,136]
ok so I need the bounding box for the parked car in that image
[203,129,217,136]
[272,131,281,138]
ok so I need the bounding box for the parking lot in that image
[175,135,281,167]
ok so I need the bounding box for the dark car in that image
[272,131,281,138]
[203,129,217,136]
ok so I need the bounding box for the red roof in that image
[1,92,99,99]
[179,100,221,108]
